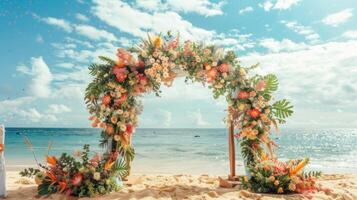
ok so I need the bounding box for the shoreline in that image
[4,170,357,200]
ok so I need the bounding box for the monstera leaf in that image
[272,99,293,124]
[263,74,278,95]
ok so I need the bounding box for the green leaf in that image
[272,99,293,123]
[112,158,130,178]
[263,74,278,94]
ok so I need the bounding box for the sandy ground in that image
[3,171,357,200]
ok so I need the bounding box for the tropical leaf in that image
[98,56,116,66]
[263,74,278,94]
[272,99,293,124]
[112,158,130,179]
[302,171,322,178]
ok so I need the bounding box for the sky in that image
[0,0,357,128]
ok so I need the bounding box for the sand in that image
[4,171,357,200]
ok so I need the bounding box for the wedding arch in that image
[22,33,320,197]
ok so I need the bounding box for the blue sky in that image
[0,0,357,128]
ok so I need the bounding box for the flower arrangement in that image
[83,32,321,194]
[20,144,128,197]
[21,32,320,196]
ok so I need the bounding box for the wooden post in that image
[0,125,6,198]
[228,120,235,180]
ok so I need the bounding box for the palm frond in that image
[111,158,130,178]
[263,74,278,94]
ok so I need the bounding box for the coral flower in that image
[46,156,57,167]
[102,95,111,106]
[105,124,114,135]
[59,181,67,193]
[71,173,83,186]
[0,144,4,152]
[113,66,127,82]
[218,63,230,73]
[137,60,145,68]
[117,48,132,63]
[248,108,261,119]
[118,93,127,104]
[256,80,266,91]
[207,68,217,82]
[237,91,249,99]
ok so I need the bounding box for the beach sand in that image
[4,171,357,200]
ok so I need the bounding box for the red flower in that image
[71,173,83,186]
[102,95,111,106]
[248,108,261,119]
[113,66,128,83]
[137,60,145,68]
[119,93,127,103]
[218,63,230,73]
[126,124,134,135]
[139,75,148,85]
[237,91,249,99]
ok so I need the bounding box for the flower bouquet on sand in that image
[20,143,129,197]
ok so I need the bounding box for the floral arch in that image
[24,33,320,197]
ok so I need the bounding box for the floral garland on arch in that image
[20,32,321,197]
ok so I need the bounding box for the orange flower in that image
[104,160,115,171]
[46,156,57,167]
[105,124,114,135]
[0,144,4,152]
[46,171,57,183]
[59,181,67,193]
[290,158,309,176]
[102,95,111,106]
[248,108,261,119]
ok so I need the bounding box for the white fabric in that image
[0,125,6,197]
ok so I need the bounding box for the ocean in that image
[3,128,357,175]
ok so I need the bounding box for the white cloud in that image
[241,40,357,116]
[343,30,357,39]
[259,1,274,11]
[260,0,300,11]
[17,57,53,98]
[41,17,73,32]
[260,38,307,52]
[239,6,254,15]
[75,24,117,41]
[91,0,214,41]
[322,9,353,27]
[36,35,44,43]
[190,109,209,126]
[135,0,225,17]
[281,20,319,42]
[18,108,57,122]
[47,104,72,114]
[165,0,225,17]
[76,13,89,22]
[273,0,301,10]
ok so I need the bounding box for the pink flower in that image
[71,173,83,186]
[256,80,266,91]
[218,63,230,73]
[113,66,127,83]
[139,75,148,85]
[117,48,132,62]
[237,91,249,99]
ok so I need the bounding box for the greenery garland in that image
[20,32,321,196]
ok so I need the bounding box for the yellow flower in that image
[277,187,284,193]
[154,37,162,48]
[288,183,296,191]
[268,176,275,182]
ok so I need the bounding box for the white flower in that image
[120,124,127,131]
[93,172,101,181]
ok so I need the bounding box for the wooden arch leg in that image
[228,120,236,180]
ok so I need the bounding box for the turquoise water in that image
[3,128,357,175]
